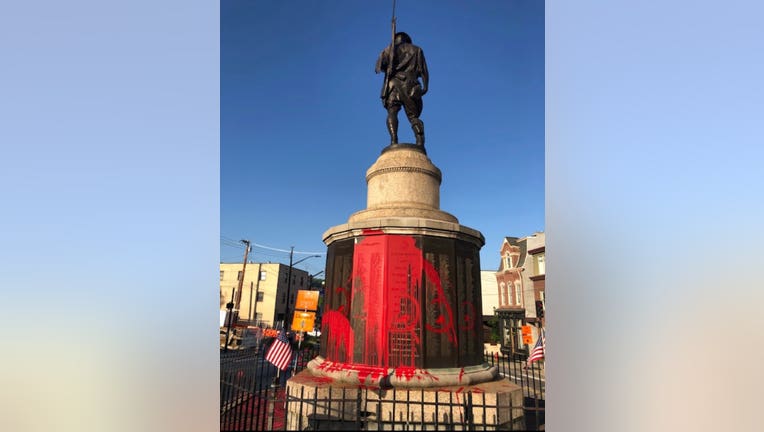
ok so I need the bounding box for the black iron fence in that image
[221,347,545,431]
[486,351,545,430]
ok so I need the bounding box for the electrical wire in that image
[220,236,325,256]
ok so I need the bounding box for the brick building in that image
[494,232,545,355]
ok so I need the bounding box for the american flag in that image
[265,329,293,371]
[527,329,545,366]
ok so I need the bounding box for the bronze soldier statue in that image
[375,32,429,147]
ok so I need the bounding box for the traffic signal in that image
[535,300,544,318]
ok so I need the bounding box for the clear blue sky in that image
[221,0,544,273]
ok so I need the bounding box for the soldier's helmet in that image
[394,32,412,45]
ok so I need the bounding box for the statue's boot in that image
[387,117,398,145]
[412,120,425,147]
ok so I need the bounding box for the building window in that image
[535,253,545,275]
[499,282,506,306]
[515,282,522,305]
[256,292,264,302]
[260,271,267,281]
[504,254,511,269]
[220,271,224,280]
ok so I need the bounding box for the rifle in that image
[381,0,397,100]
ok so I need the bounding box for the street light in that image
[309,270,326,332]
[308,270,324,290]
[284,247,321,329]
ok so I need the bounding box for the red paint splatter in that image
[355,364,387,384]
[323,310,353,363]
[315,360,387,385]
[458,367,465,383]
[394,366,417,382]
[305,375,334,385]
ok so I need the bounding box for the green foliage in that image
[486,315,501,344]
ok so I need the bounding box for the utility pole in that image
[224,287,235,352]
[235,239,251,325]
[284,246,294,329]
[252,263,263,326]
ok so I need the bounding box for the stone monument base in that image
[306,356,498,388]
[285,368,524,431]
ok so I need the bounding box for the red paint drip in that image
[394,366,417,382]
[355,364,387,384]
[458,367,465,383]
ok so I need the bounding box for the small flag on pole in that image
[527,329,545,367]
[265,329,293,371]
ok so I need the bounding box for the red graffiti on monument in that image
[423,261,458,345]
[323,285,353,363]
[462,301,477,333]
[323,231,459,379]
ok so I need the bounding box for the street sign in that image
[291,311,316,332]
[295,290,320,311]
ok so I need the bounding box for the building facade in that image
[219,262,310,329]
[494,232,545,355]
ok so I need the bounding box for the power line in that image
[221,236,324,255]
[251,242,325,256]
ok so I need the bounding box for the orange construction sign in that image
[291,311,316,332]
[295,290,320,311]
[521,325,533,344]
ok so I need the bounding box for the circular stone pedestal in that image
[349,144,457,224]
[307,355,497,388]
